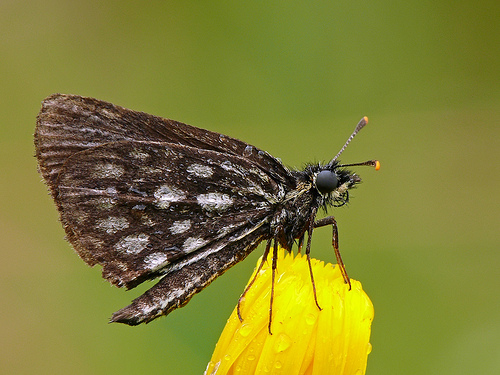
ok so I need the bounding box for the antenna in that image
[328,116,380,170]
[339,159,381,170]
[330,116,369,164]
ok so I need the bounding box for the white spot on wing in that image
[183,237,208,252]
[93,163,124,178]
[106,187,118,195]
[187,163,213,178]
[154,185,186,209]
[169,220,192,234]
[143,252,169,270]
[96,216,129,234]
[197,193,233,212]
[162,217,268,275]
[115,234,149,254]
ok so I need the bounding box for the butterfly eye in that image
[315,170,339,194]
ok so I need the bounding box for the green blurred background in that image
[1,1,498,374]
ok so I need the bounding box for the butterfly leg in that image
[237,239,272,322]
[314,215,351,290]
[305,212,322,311]
[297,234,305,253]
[267,240,279,334]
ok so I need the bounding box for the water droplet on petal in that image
[274,333,292,353]
[366,342,372,354]
[239,323,252,337]
[305,313,317,325]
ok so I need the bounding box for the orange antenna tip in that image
[375,160,381,170]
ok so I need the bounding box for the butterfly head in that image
[311,164,358,207]
[314,166,359,195]
[313,116,380,206]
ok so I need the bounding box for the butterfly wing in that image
[35,93,294,200]
[55,140,282,288]
[110,213,269,325]
[35,93,298,324]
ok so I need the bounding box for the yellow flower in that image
[205,248,373,375]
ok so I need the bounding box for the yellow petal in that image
[205,248,374,375]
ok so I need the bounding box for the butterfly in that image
[34,93,379,330]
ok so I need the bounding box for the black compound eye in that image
[315,170,339,194]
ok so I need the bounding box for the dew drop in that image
[305,313,317,325]
[247,354,256,361]
[366,342,372,354]
[274,361,282,369]
[239,323,252,337]
[243,145,253,157]
[274,333,292,353]
[224,354,232,362]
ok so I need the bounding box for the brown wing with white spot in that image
[55,141,280,289]
[110,220,269,325]
[35,94,294,200]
